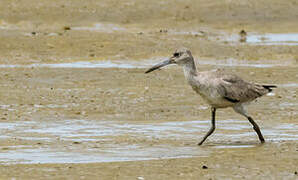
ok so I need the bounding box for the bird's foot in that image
[197,141,204,146]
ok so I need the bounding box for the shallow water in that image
[0,61,145,69]
[0,145,207,164]
[218,32,298,46]
[0,118,297,164]
[72,23,126,32]
[246,33,298,45]
[0,57,296,69]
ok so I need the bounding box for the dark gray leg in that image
[247,116,265,143]
[198,107,216,145]
[233,105,265,144]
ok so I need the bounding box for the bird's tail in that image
[262,85,277,92]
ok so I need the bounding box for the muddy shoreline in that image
[0,0,297,179]
[0,67,297,179]
[1,142,297,179]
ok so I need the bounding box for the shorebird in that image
[145,48,276,145]
[239,30,247,43]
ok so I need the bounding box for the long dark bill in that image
[145,59,172,74]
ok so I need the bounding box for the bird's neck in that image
[183,58,198,84]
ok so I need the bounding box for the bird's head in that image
[145,47,193,73]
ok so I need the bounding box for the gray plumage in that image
[145,47,276,145]
[189,69,273,107]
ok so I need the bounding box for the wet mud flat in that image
[0,143,297,179]
[0,0,298,179]
[1,0,298,65]
[0,65,297,179]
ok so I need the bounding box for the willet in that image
[145,47,276,145]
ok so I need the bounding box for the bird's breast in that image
[190,83,232,108]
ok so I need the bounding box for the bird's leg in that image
[233,105,265,144]
[247,116,265,143]
[198,107,216,145]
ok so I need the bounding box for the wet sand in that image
[1,143,297,179]
[0,0,298,179]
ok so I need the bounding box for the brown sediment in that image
[0,0,297,179]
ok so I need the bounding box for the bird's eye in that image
[173,52,180,57]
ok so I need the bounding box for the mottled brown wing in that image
[219,74,267,103]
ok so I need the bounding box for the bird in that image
[239,30,247,43]
[145,47,276,145]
